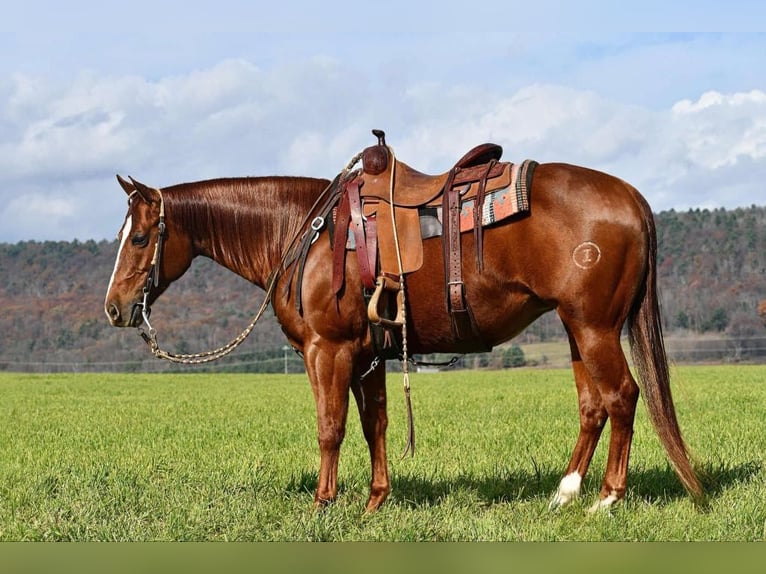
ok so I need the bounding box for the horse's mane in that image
[162,176,330,276]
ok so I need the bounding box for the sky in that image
[1,1,765,242]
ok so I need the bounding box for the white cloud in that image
[1,57,765,242]
[392,85,766,212]
[671,90,766,169]
[0,191,78,242]
[284,126,368,174]
[17,193,75,218]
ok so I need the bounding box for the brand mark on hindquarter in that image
[572,241,601,269]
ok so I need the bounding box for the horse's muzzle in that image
[105,300,144,328]
[128,303,145,328]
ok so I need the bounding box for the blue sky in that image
[1,2,765,241]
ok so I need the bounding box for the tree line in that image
[0,205,764,372]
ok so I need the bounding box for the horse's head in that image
[104,175,193,327]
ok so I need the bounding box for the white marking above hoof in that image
[588,492,619,513]
[549,472,582,510]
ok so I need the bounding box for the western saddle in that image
[331,130,526,350]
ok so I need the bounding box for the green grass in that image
[0,366,764,541]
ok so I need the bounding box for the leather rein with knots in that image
[133,151,423,457]
[134,158,360,364]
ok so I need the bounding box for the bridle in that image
[125,155,420,455]
[128,160,360,365]
[133,188,166,341]
[129,184,277,364]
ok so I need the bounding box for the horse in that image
[104,155,704,513]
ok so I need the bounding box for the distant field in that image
[517,337,735,368]
[0,366,764,541]
[517,340,573,367]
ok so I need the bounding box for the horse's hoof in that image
[364,488,391,513]
[588,493,620,513]
[313,496,335,510]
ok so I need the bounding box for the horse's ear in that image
[116,174,135,195]
[128,176,161,205]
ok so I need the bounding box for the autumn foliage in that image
[1,205,765,371]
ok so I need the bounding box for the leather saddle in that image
[332,130,516,345]
[357,130,511,279]
[360,134,505,208]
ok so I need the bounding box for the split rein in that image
[134,155,363,364]
[131,151,455,458]
[135,187,277,364]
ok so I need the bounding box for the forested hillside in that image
[656,207,765,331]
[0,239,281,372]
[1,206,764,372]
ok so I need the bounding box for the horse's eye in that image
[131,234,149,247]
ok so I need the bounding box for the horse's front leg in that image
[350,357,390,511]
[303,340,355,506]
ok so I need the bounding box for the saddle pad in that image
[339,159,536,245]
[457,159,535,232]
[418,159,535,236]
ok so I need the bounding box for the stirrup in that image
[367,276,404,328]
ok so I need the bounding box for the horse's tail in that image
[628,191,705,503]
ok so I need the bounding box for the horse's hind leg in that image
[588,335,639,511]
[553,321,639,511]
[350,357,391,512]
[550,330,608,509]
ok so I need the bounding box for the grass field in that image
[0,365,764,541]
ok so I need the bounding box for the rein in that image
[135,186,281,364]
[135,157,361,365]
[132,150,419,459]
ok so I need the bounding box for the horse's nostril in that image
[108,303,121,323]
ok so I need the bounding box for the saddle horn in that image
[363,129,389,175]
[372,129,386,146]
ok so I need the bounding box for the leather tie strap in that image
[442,170,480,342]
[443,173,466,336]
[364,215,378,285]
[346,178,377,290]
[473,159,497,272]
[446,183,466,315]
[332,189,352,296]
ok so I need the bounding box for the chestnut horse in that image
[104,164,703,512]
